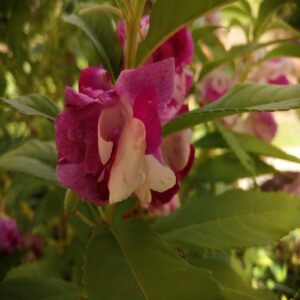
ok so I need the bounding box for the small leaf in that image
[84,219,223,300]
[0,140,57,182]
[163,83,300,136]
[0,94,59,121]
[195,132,300,164]
[136,0,234,65]
[154,189,300,249]
[0,277,82,300]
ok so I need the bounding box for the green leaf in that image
[193,154,275,183]
[163,83,300,136]
[154,189,300,249]
[63,13,121,79]
[214,122,255,176]
[195,132,300,164]
[0,251,24,281]
[186,256,277,300]
[0,278,82,300]
[136,0,234,65]
[84,219,223,300]
[0,140,57,182]
[0,94,59,121]
[263,43,300,61]
[254,0,289,39]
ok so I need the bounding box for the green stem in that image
[124,0,146,69]
[75,211,95,228]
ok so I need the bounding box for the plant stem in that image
[124,0,146,68]
[75,211,95,228]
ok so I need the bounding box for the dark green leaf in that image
[136,0,234,65]
[64,13,121,79]
[84,219,223,300]
[0,278,82,300]
[194,153,275,183]
[0,94,59,121]
[163,83,300,136]
[0,140,57,182]
[155,189,300,249]
[195,131,300,163]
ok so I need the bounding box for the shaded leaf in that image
[84,219,223,300]
[0,94,59,121]
[0,140,57,182]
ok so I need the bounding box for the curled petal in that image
[108,118,147,204]
[116,58,175,108]
[146,155,176,193]
[79,67,112,93]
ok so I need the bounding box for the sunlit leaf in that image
[155,189,300,249]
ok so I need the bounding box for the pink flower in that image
[0,217,22,254]
[117,16,194,122]
[144,195,180,217]
[55,59,193,205]
[199,69,233,105]
[234,112,277,143]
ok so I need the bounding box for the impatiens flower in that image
[0,216,22,254]
[249,58,290,85]
[199,69,233,105]
[55,58,194,205]
[234,112,278,143]
[117,16,194,122]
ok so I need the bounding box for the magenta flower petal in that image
[247,112,278,143]
[268,75,290,85]
[116,58,175,108]
[133,88,161,154]
[79,67,112,93]
[65,86,95,107]
[152,28,194,67]
[0,217,22,254]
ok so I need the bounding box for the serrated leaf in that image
[195,131,300,164]
[0,94,59,121]
[0,140,57,182]
[84,219,223,300]
[163,83,300,136]
[0,278,82,300]
[136,0,234,65]
[154,190,300,249]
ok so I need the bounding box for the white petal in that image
[145,155,176,193]
[108,118,147,204]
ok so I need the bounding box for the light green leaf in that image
[254,0,289,39]
[0,140,57,182]
[193,154,275,183]
[63,13,121,79]
[163,83,300,136]
[136,0,234,65]
[262,43,300,61]
[155,190,300,249]
[0,94,59,121]
[0,278,82,300]
[84,219,223,300]
[195,131,300,164]
[214,122,255,176]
